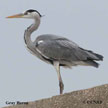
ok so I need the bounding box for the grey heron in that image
[7,9,103,94]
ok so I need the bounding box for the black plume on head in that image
[24,9,42,17]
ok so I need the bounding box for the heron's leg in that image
[54,61,64,94]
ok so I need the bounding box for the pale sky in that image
[0,0,108,107]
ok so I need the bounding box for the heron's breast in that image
[25,45,36,56]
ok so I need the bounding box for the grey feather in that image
[34,34,103,68]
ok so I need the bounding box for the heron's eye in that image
[24,12,28,15]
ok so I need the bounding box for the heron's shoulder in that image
[36,34,67,41]
[35,34,79,48]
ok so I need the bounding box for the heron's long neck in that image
[24,18,40,46]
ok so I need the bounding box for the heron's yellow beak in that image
[6,13,24,18]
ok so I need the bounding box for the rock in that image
[4,84,108,108]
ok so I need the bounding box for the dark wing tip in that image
[95,53,104,61]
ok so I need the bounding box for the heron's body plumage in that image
[33,34,103,68]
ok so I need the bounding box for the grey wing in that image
[35,37,78,61]
[35,35,103,67]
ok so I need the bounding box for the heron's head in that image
[6,9,43,19]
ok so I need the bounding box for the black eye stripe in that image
[24,12,28,15]
[24,9,42,17]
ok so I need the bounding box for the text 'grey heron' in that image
[7,9,103,94]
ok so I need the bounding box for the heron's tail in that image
[89,51,103,61]
[82,49,103,68]
[84,60,99,68]
[80,47,103,61]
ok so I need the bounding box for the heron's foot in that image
[59,81,64,94]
